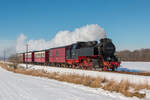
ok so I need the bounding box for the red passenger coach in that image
[34,51,45,63]
[25,52,34,63]
[34,50,49,64]
[49,47,66,63]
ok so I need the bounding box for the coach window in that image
[40,52,42,58]
[38,53,40,58]
[41,53,42,57]
[42,53,43,57]
[28,53,31,58]
[40,53,42,57]
[42,53,45,57]
[36,53,38,58]
[56,50,58,57]
[49,51,51,56]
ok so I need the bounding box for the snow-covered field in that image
[119,62,150,72]
[0,66,144,100]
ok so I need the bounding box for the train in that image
[18,38,121,71]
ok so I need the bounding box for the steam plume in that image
[16,24,106,53]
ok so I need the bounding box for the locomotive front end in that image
[96,38,121,71]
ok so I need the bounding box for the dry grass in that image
[131,82,150,91]
[118,80,130,93]
[103,80,119,92]
[89,77,103,88]
[103,80,146,98]
[0,63,148,99]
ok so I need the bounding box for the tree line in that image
[116,48,150,61]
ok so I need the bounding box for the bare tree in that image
[116,49,150,61]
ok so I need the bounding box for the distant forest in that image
[116,49,150,62]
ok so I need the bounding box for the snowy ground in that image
[0,66,142,100]
[119,62,150,72]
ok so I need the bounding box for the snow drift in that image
[16,24,106,53]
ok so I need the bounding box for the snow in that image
[2,61,150,100]
[0,66,143,100]
[19,64,150,86]
[119,62,150,72]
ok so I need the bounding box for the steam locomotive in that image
[18,38,120,71]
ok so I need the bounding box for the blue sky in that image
[0,0,150,52]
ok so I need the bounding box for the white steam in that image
[16,33,27,52]
[16,24,106,53]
